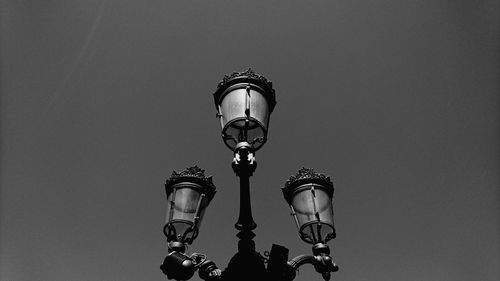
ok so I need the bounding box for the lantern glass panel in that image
[219,86,270,150]
[165,184,208,243]
[291,184,335,244]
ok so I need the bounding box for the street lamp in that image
[163,166,216,247]
[160,69,339,281]
[282,167,336,245]
[161,167,217,281]
[213,69,276,151]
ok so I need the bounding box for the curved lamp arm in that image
[287,254,339,281]
[286,244,339,281]
[288,254,318,269]
[195,256,222,281]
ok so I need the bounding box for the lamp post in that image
[160,69,339,281]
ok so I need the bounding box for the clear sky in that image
[1,1,499,281]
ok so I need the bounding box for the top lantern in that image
[213,69,276,151]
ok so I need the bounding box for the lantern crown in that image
[282,167,334,203]
[165,166,216,200]
[213,68,276,112]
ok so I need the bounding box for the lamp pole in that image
[160,69,339,281]
[232,142,257,239]
[223,142,266,281]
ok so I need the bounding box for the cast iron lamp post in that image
[160,69,339,281]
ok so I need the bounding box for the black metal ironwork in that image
[223,141,267,281]
[165,166,216,196]
[232,142,257,236]
[161,70,339,281]
[282,167,334,201]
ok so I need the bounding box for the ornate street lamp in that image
[161,166,218,281]
[281,168,338,281]
[163,166,216,247]
[213,68,276,151]
[282,168,336,245]
[160,69,339,281]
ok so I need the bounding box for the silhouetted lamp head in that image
[213,68,276,151]
[164,166,216,245]
[282,168,336,245]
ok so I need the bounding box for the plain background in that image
[1,1,499,281]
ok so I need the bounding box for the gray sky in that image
[1,1,499,281]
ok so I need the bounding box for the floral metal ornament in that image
[213,68,277,113]
[283,167,334,202]
[217,68,272,90]
[165,166,216,200]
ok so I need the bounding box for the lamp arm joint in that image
[193,255,222,281]
[287,253,339,281]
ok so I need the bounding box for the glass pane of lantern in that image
[165,185,208,242]
[170,187,200,221]
[291,185,335,243]
[219,87,269,149]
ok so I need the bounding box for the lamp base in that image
[223,249,266,281]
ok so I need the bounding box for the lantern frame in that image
[213,68,276,151]
[282,168,336,245]
[164,166,216,245]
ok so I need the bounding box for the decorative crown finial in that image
[217,68,272,90]
[284,168,333,188]
[171,165,207,179]
[282,168,334,202]
[213,68,276,113]
[165,166,216,198]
